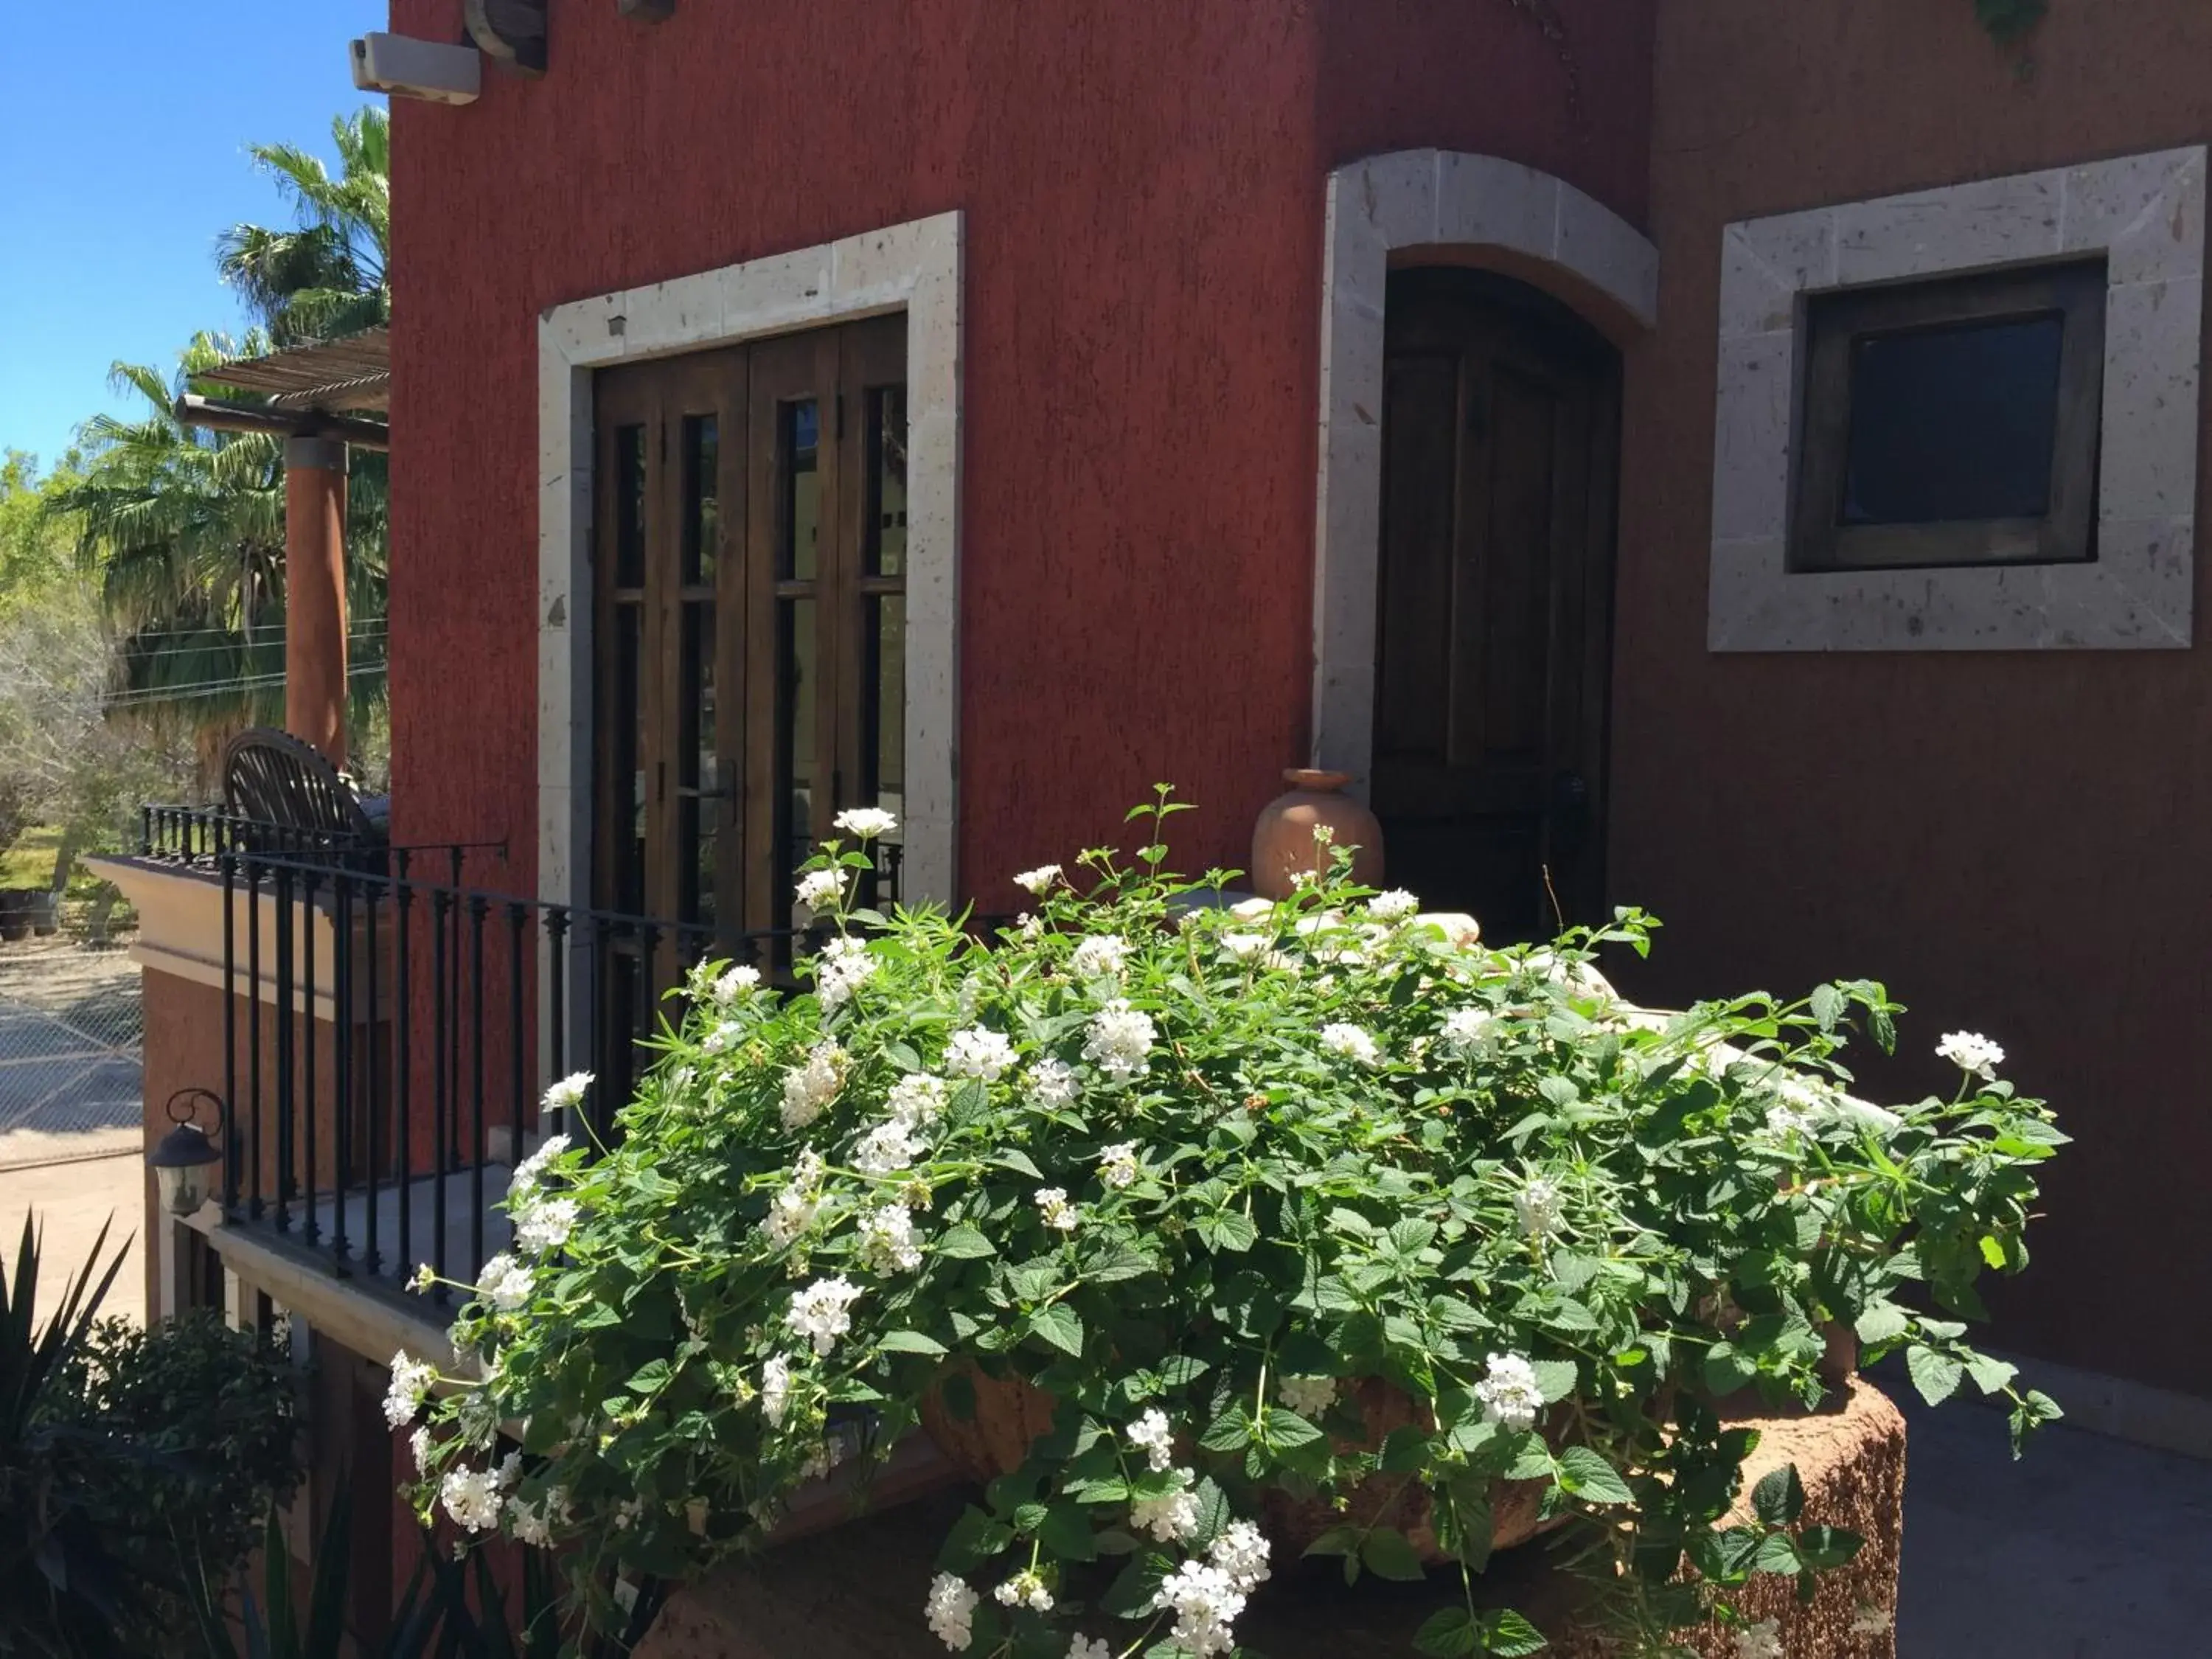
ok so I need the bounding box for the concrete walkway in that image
[0,1146,145,1326]
[1896,1390,2212,1656]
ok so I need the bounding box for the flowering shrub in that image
[400,793,2062,1655]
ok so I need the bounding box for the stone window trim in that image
[536,214,964,937]
[1310,150,1659,796]
[1708,147,2205,653]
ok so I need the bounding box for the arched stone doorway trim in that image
[1311,150,1658,790]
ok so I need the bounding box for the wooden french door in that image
[592,314,908,984]
[1371,269,1620,944]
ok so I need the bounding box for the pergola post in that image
[283,435,349,768]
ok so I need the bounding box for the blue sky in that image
[0,1,390,471]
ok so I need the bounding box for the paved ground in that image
[0,1144,145,1325]
[0,936,142,1148]
[1895,1387,2212,1656]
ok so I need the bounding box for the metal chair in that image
[220,728,387,868]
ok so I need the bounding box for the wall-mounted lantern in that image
[148,1088,226,1218]
[465,0,549,76]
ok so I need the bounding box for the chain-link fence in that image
[0,934,143,1169]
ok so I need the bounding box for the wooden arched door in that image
[1370,269,1621,943]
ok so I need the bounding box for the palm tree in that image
[215,108,389,347]
[49,336,389,774]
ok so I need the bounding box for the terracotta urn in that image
[1251,769,1385,900]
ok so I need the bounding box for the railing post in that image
[363,871,382,1278]
[246,859,264,1220]
[546,907,569,1127]
[468,894,489,1279]
[220,851,239,1217]
[301,864,320,1250]
[396,852,417,1293]
[333,868,352,1273]
[273,861,294,1236]
[507,900,527,1161]
[430,884,451,1297]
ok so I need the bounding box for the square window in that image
[1791,260,2107,571]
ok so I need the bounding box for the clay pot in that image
[1251,770,1385,900]
[919,1368,1060,1484]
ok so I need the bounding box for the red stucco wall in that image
[1616,0,2212,1397]
[385,0,1652,908]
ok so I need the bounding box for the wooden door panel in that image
[1371,270,1619,943]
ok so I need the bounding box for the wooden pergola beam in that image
[173,395,391,452]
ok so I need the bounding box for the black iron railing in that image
[138,807,796,1299]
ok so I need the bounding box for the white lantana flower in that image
[409,1425,434,1474]
[1474,1350,1545,1432]
[475,1253,533,1313]
[887,1072,950,1126]
[1152,1559,1247,1658]
[1439,1006,1495,1055]
[540,1072,593,1114]
[1131,1478,1203,1542]
[945,1026,1018,1082]
[813,936,877,1012]
[760,1355,793,1427]
[509,1489,559,1548]
[702,1019,742,1054]
[854,1119,924,1176]
[714,963,762,1003]
[509,1133,571,1197]
[925,1573,979,1651]
[1208,1520,1273,1591]
[1012,864,1062,896]
[1514,1177,1564,1239]
[441,1455,518,1534]
[1936,1030,2006,1079]
[833,806,898,840]
[796,868,845,911]
[1276,1374,1337,1419]
[1084,1000,1155,1080]
[781,1040,847,1128]
[1098,1141,1140,1189]
[1732,1620,1784,1659]
[993,1570,1054,1612]
[858,1203,923,1273]
[785,1276,863,1357]
[1320,1022,1381,1065]
[1366,889,1420,922]
[1069,933,1130,980]
[514,1195,579,1256]
[1067,1638,1111,1659]
[1034,1187,1080,1233]
[384,1352,436,1428]
[1126,1408,1175,1471]
[1028,1057,1081,1110]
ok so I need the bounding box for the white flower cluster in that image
[540,1072,593,1114]
[888,1072,949,1125]
[509,1126,580,1257]
[1069,933,1129,981]
[854,1118,924,1176]
[993,1570,1054,1612]
[760,1355,793,1427]
[945,1025,1019,1081]
[1028,1057,1081,1110]
[1936,1030,2005,1079]
[765,1148,827,1247]
[796,868,846,911]
[384,1350,436,1428]
[440,1451,521,1534]
[1439,1006,1493,1056]
[714,963,761,1004]
[814,936,877,1012]
[832,806,898,841]
[1366,888,1420,922]
[702,1018,742,1054]
[476,1253,534,1312]
[1474,1350,1545,1432]
[925,1572,979,1651]
[786,1276,863,1357]
[1320,1022,1381,1066]
[1126,1408,1175,1470]
[1067,1639,1110,1659]
[1514,1176,1563,1239]
[1012,863,1062,896]
[409,1425,434,1473]
[1098,1141,1139,1189]
[858,1203,923,1273]
[1276,1374,1337,1419]
[1208,1520,1272,1593]
[1732,1619,1785,1659]
[515,1195,578,1256]
[1034,1187,1080,1233]
[1144,1515,1275,1658]
[781,1039,847,1129]
[1131,1473,1202,1542]
[1083,1000,1155,1080]
[507,1484,569,1548]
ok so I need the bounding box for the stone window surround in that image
[1310,150,1660,793]
[1709,147,2206,653]
[536,214,964,933]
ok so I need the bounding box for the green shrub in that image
[402,793,2063,1656]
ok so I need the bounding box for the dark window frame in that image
[1790,259,2107,572]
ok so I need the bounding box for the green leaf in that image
[1029,1303,1085,1357]
[1529,1357,1578,1403]
[1555,1447,1632,1506]
[1478,1610,1548,1657]
[1906,1343,1965,1407]
[1752,1531,1802,1575]
[939,1505,1014,1572]
[624,1358,672,1394]
[1380,1425,1430,1474]
[1964,1352,2019,1395]
[1037,1503,1098,1561]
[1413,1608,1480,1658]
[1503,1435,1556,1481]
[1853,1303,1910,1346]
[1360,1526,1427,1582]
[877,1329,948,1357]
[1197,1211,1259,1253]
[1809,983,1845,1032]
[1263,1408,1325,1450]
[1200,1408,1253,1452]
[1750,1464,1805,1527]
[1301,1526,1359,1559]
[1797,1526,1865,1570]
[995,1150,1045,1180]
[1703,1341,1758,1396]
[936,1224,998,1259]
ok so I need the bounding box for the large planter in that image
[1251,770,1385,900]
[0,889,33,942]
